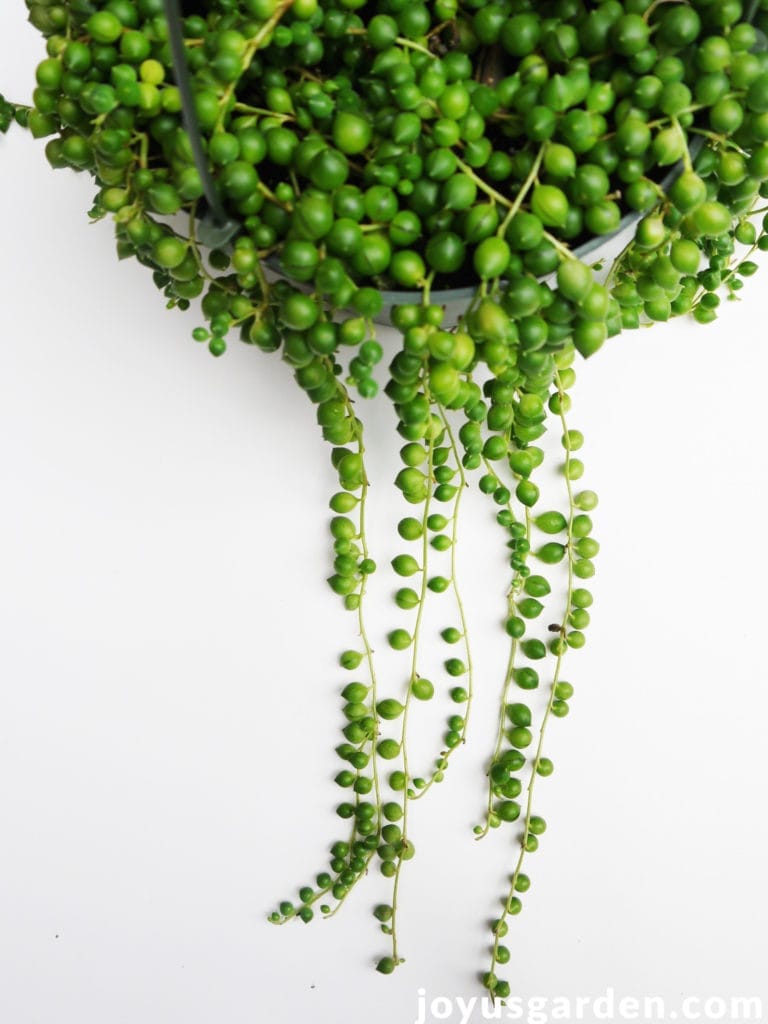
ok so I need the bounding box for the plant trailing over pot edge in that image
[2,0,768,1000]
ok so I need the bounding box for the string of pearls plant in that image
[4,0,768,999]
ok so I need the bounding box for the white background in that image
[2,7,768,1023]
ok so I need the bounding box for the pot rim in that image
[377,137,706,307]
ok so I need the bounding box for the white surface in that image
[2,8,768,1024]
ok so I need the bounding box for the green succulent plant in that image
[3,0,768,1000]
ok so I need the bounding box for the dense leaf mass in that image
[16,0,768,999]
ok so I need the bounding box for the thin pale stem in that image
[486,371,579,993]
[390,394,436,966]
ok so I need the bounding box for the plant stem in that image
[390,390,436,967]
[411,406,474,800]
[486,371,578,993]
[499,145,546,236]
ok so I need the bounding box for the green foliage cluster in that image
[9,0,768,998]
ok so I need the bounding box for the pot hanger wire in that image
[162,0,240,248]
